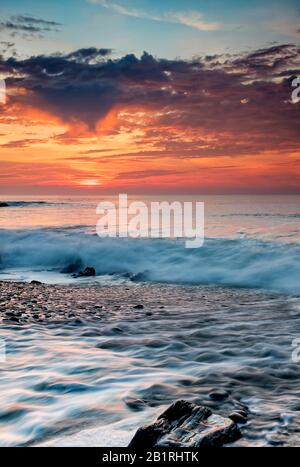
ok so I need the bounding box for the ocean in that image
[0,195,300,446]
[0,194,300,291]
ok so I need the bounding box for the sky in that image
[0,0,299,194]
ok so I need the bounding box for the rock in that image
[61,259,83,274]
[9,316,19,323]
[124,397,147,411]
[232,400,249,411]
[209,390,229,401]
[233,409,248,418]
[5,311,15,317]
[133,304,144,310]
[228,412,247,424]
[0,202,9,207]
[72,267,96,278]
[130,272,147,282]
[30,280,42,285]
[128,400,241,448]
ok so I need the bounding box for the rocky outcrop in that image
[128,400,241,448]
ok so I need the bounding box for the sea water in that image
[0,195,299,446]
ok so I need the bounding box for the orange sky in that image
[0,43,300,194]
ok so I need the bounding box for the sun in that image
[79,179,101,186]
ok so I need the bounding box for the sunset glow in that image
[0,0,299,194]
[79,179,102,186]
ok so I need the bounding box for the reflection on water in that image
[0,284,300,447]
[1,194,300,242]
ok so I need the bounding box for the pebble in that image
[209,390,229,401]
[228,412,247,424]
[0,281,170,325]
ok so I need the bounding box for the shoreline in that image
[1,280,300,447]
[0,279,284,325]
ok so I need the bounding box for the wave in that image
[0,201,54,207]
[0,228,300,294]
[212,213,300,219]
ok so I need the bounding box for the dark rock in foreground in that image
[128,400,242,448]
[72,267,96,278]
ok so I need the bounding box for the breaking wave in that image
[214,213,300,219]
[0,228,300,294]
[0,201,56,207]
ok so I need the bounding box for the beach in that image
[1,279,300,446]
[0,195,300,446]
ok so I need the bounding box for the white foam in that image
[38,408,160,447]
[0,228,300,293]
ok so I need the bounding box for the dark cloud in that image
[66,48,113,62]
[225,44,299,78]
[0,138,46,148]
[115,169,185,180]
[0,21,42,34]
[1,43,300,156]
[11,15,61,27]
[0,15,61,38]
[78,148,117,154]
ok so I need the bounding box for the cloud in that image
[1,43,300,159]
[79,148,117,154]
[171,11,220,32]
[90,0,220,31]
[11,15,61,28]
[0,138,47,148]
[0,15,61,38]
[115,169,184,180]
[0,159,97,188]
[0,41,16,57]
[66,47,112,62]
